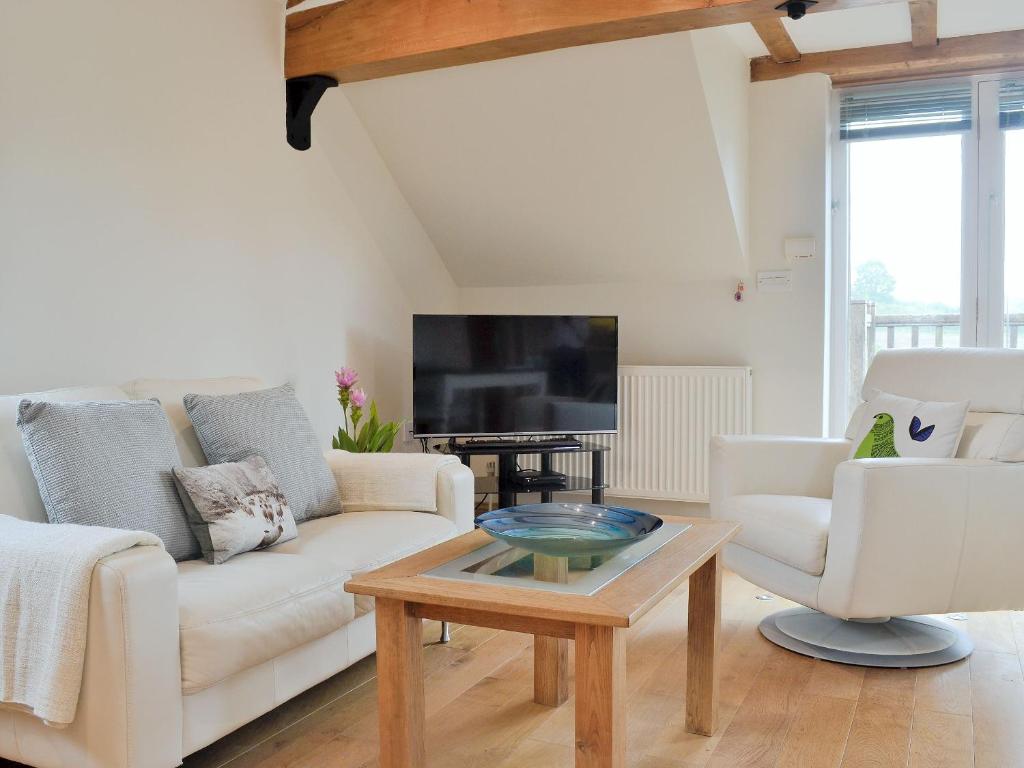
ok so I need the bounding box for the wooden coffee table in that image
[345,515,739,768]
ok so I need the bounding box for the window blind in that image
[1000,81,1024,130]
[840,85,973,141]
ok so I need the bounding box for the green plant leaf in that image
[379,423,399,453]
[334,428,359,452]
[357,420,375,452]
[368,426,390,453]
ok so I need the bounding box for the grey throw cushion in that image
[17,399,200,561]
[183,384,341,523]
[173,456,298,564]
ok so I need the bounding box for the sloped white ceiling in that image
[725,0,1024,57]
[342,30,750,288]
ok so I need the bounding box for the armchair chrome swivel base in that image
[759,608,973,668]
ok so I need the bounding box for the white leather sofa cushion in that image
[273,510,457,614]
[0,385,130,523]
[177,551,353,693]
[123,377,265,467]
[957,412,1024,462]
[718,494,831,577]
[863,348,1024,414]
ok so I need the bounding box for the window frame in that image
[828,73,1018,436]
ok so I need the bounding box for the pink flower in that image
[335,367,359,389]
[350,388,367,408]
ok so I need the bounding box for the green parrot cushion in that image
[847,391,970,460]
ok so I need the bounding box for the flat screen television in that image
[413,315,618,438]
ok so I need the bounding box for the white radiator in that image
[529,365,752,503]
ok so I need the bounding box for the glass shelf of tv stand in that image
[474,475,607,496]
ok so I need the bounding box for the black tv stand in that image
[445,437,609,509]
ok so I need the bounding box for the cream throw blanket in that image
[0,516,163,726]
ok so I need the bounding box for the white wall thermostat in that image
[785,237,816,262]
[757,270,793,293]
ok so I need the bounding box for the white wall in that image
[691,27,751,265]
[0,1,456,441]
[343,31,747,287]
[461,75,834,437]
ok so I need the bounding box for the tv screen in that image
[413,315,618,437]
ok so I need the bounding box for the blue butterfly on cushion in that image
[909,416,936,443]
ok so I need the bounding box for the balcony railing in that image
[847,300,1024,413]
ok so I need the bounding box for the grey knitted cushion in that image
[183,384,341,523]
[17,399,200,561]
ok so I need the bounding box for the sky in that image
[849,129,1024,317]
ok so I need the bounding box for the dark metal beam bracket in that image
[286,74,338,151]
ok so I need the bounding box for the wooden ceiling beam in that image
[751,18,801,63]
[909,0,938,48]
[285,0,903,83]
[751,29,1024,87]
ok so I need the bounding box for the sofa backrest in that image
[1,377,267,524]
[122,377,265,467]
[856,348,1024,462]
[0,385,131,523]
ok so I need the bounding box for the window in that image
[830,76,1024,432]
[998,82,1024,348]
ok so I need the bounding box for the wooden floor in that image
[7,570,1023,768]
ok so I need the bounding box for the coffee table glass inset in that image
[345,514,740,768]
[424,522,691,595]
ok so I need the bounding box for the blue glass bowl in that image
[475,503,664,558]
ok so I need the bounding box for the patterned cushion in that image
[847,390,970,460]
[173,456,298,564]
[183,385,341,523]
[17,399,200,561]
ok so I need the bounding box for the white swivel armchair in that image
[710,348,1024,667]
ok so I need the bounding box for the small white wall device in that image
[757,270,793,293]
[784,237,817,263]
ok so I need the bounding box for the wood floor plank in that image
[914,660,971,717]
[859,667,918,709]
[775,694,857,768]
[970,651,1024,768]
[907,710,973,768]
[804,661,865,702]
[839,701,913,768]
[965,612,1016,654]
[703,650,814,768]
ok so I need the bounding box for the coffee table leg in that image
[375,598,425,768]
[685,553,722,736]
[574,624,625,768]
[535,635,569,706]
[534,554,570,707]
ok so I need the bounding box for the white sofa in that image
[710,348,1024,667]
[0,377,475,768]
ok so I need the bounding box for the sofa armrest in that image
[0,545,182,768]
[818,458,1024,619]
[710,436,851,513]
[435,461,476,533]
[324,450,475,532]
